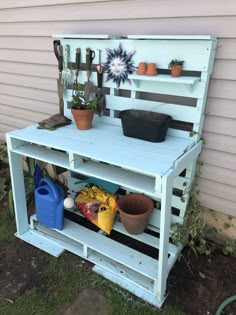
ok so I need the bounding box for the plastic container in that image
[120,109,172,142]
[117,193,154,234]
[35,178,64,230]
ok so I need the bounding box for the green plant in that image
[223,240,236,257]
[71,83,98,110]
[168,59,184,68]
[0,142,11,212]
[171,189,214,256]
[171,159,218,257]
[0,141,7,161]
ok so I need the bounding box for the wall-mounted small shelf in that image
[129,74,200,87]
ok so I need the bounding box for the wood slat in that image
[106,95,202,124]
[202,132,236,155]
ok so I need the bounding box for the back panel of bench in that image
[56,34,217,140]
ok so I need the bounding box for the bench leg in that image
[6,136,28,236]
[155,169,174,302]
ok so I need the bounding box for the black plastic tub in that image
[120,109,172,142]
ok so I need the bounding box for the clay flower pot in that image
[168,60,184,77]
[117,193,154,234]
[71,108,94,130]
[137,62,147,75]
[146,63,157,76]
[170,65,183,77]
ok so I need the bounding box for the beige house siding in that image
[0,0,235,217]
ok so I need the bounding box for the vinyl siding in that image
[0,0,235,217]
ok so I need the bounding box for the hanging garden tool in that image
[53,40,64,115]
[84,48,95,102]
[53,40,63,80]
[62,44,72,85]
[72,48,81,96]
[37,41,72,130]
[96,49,105,116]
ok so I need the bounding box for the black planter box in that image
[120,110,172,142]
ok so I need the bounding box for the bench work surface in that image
[10,121,196,177]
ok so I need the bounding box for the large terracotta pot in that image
[71,108,94,130]
[117,193,154,235]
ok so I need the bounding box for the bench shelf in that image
[6,34,217,308]
[129,74,200,86]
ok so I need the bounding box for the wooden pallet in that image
[6,34,217,307]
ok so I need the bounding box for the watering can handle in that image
[38,178,61,200]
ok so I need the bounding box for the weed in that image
[222,240,236,257]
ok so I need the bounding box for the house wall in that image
[0,0,235,219]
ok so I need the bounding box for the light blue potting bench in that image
[6,35,217,307]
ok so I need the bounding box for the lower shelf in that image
[19,215,182,307]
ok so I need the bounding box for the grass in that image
[0,206,15,247]
[0,201,185,315]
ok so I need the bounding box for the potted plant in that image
[168,59,184,77]
[71,83,98,130]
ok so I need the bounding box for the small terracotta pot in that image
[71,108,94,130]
[170,65,183,77]
[118,193,154,234]
[146,63,157,76]
[137,62,147,75]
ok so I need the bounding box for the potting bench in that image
[6,35,217,307]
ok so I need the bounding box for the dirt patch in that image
[0,239,236,314]
[0,239,50,300]
[167,249,236,314]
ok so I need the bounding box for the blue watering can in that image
[35,178,64,230]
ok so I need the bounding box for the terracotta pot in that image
[118,193,154,234]
[170,65,183,77]
[71,108,94,130]
[146,63,157,76]
[137,62,147,75]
